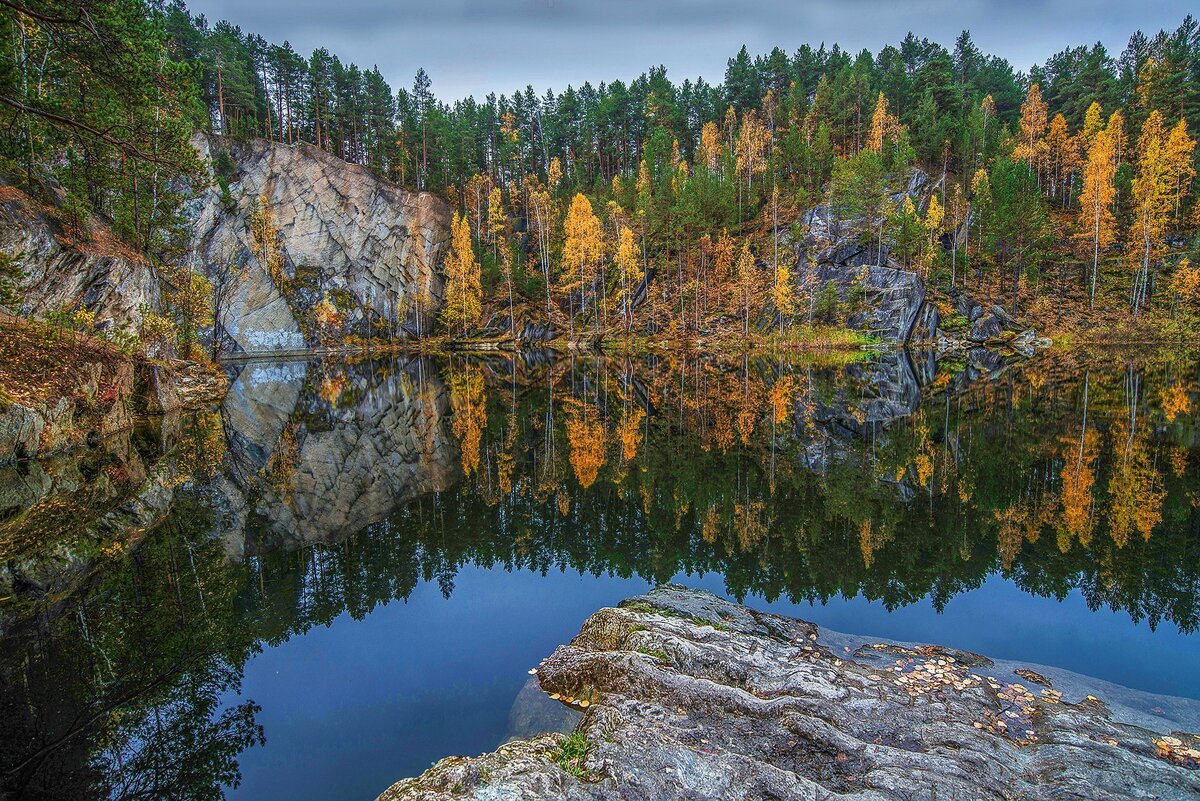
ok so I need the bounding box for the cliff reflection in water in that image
[222,349,1200,628]
[1,348,1199,801]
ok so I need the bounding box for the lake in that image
[2,348,1199,801]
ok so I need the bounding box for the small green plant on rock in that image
[635,646,669,661]
[620,601,655,614]
[551,731,594,780]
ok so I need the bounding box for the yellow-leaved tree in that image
[1080,101,1105,151]
[561,192,604,336]
[440,212,482,336]
[697,121,722,175]
[771,259,796,334]
[614,225,642,332]
[736,241,757,335]
[1128,110,1171,315]
[735,109,769,205]
[249,196,285,290]
[1045,113,1078,206]
[1164,119,1196,229]
[922,193,944,277]
[1014,83,1048,187]
[1076,122,1117,307]
[162,265,214,360]
[866,92,901,154]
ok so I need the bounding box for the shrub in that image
[0,250,24,309]
[812,280,841,324]
[139,312,176,356]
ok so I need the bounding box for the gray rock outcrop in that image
[380,586,1200,801]
[0,185,158,333]
[186,135,451,354]
[792,169,1047,356]
[795,172,937,346]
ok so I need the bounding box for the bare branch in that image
[0,0,96,35]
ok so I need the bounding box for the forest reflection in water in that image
[1,347,1198,801]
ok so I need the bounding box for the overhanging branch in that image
[0,95,178,167]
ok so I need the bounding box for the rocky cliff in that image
[795,170,1047,355]
[3,133,451,357]
[186,135,451,354]
[0,185,158,334]
[380,586,1200,801]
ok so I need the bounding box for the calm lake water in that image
[2,348,1199,801]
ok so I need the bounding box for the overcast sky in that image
[184,0,1194,101]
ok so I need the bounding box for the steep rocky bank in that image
[0,313,223,466]
[795,170,1049,357]
[186,135,451,354]
[0,185,158,334]
[380,586,1200,801]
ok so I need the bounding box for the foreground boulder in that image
[379,586,1200,801]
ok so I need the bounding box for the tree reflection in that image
[1,348,1198,800]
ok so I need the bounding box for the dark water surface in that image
[2,349,1199,801]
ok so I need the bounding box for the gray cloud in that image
[185,0,1195,100]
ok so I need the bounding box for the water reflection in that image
[1,348,1198,800]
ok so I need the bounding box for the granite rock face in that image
[0,185,158,334]
[0,404,44,464]
[186,135,451,354]
[379,587,1200,801]
[796,171,934,346]
[843,265,929,343]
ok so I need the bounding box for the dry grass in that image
[0,312,126,408]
